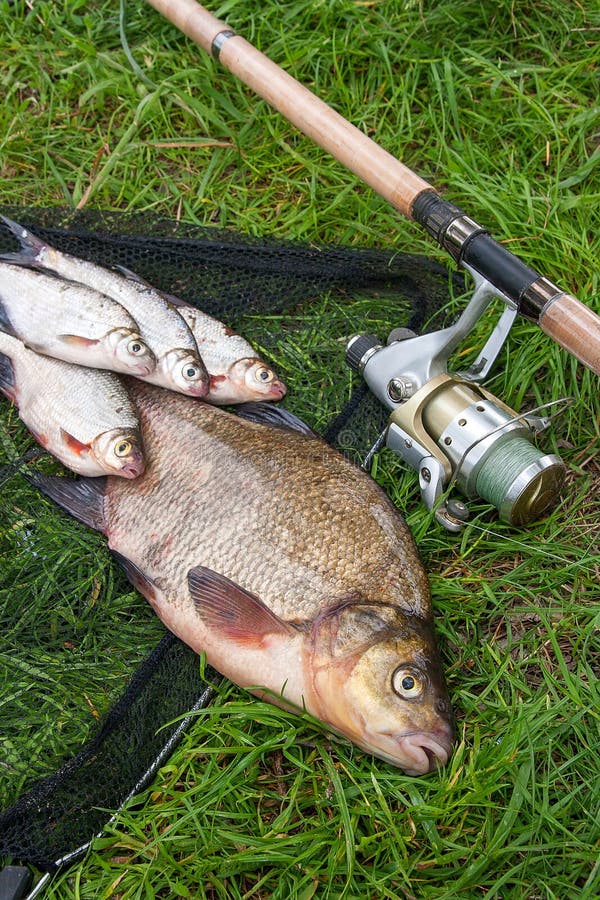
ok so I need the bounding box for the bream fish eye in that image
[128,340,144,355]
[183,364,201,382]
[256,366,274,383]
[115,440,132,457]
[391,667,424,700]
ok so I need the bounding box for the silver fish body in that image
[35,382,454,774]
[0,331,144,478]
[0,262,155,376]
[174,304,286,404]
[0,217,209,397]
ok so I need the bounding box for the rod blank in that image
[146,0,600,375]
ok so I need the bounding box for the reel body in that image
[346,269,566,531]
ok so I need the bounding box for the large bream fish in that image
[0,331,145,478]
[33,383,454,775]
[0,216,209,397]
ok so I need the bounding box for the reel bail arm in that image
[347,272,567,530]
[412,193,600,374]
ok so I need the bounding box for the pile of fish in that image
[0,215,286,476]
[0,216,454,775]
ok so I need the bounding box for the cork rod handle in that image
[146,0,600,375]
[539,295,600,374]
[145,0,432,218]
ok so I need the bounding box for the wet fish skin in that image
[0,216,209,397]
[33,382,454,774]
[167,301,286,405]
[0,331,144,478]
[0,261,156,376]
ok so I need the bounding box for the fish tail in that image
[25,470,108,533]
[0,351,16,401]
[0,299,18,338]
[0,214,46,263]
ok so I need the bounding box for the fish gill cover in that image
[0,207,459,871]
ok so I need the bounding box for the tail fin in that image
[0,214,46,264]
[25,470,109,533]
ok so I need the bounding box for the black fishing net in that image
[0,208,462,878]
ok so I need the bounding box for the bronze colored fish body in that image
[35,382,453,774]
[0,331,145,478]
[169,303,286,405]
[0,262,155,376]
[0,216,209,397]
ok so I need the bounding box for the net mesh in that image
[0,208,461,873]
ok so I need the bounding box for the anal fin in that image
[112,550,158,602]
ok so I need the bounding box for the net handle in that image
[145,0,600,375]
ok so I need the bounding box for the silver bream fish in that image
[0,331,144,478]
[172,301,286,405]
[0,263,155,376]
[0,216,209,397]
[33,382,454,774]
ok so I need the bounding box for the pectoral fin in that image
[58,334,100,347]
[188,566,296,645]
[60,429,91,456]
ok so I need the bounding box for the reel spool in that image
[346,269,567,532]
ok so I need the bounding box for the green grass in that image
[1,0,599,897]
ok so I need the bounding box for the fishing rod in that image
[145,0,599,529]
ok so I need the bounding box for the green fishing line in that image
[475,438,544,511]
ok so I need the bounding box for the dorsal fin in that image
[234,403,316,436]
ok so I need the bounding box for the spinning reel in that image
[142,0,599,529]
[346,268,568,532]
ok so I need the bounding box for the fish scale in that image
[108,383,427,622]
[0,331,145,478]
[33,380,454,774]
[0,262,156,376]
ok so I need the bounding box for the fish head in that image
[92,428,146,479]
[307,601,454,775]
[210,358,286,404]
[159,349,210,397]
[107,328,156,376]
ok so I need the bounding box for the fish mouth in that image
[267,380,287,400]
[117,449,145,479]
[120,460,145,479]
[395,730,453,776]
[184,378,210,398]
[131,361,155,377]
[356,725,453,775]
